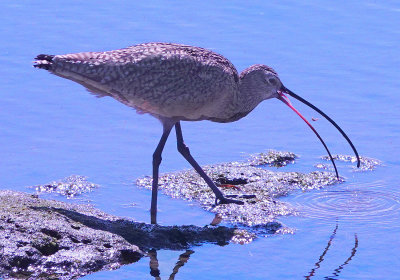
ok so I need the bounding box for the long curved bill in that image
[277,86,361,179]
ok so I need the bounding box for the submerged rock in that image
[33,175,98,198]
[0,190,240,279]
[137,150,339,228]
[318,155,382,172]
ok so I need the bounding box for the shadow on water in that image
[305,223,359,280]
[48,207,214,279]
[44,207,235,250]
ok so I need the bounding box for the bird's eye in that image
[268,78,277,85]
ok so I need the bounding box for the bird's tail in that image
[33,54,55,70]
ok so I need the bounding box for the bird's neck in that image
[212,82,262,123]
[228,71,265,121]
[209,68,265,123]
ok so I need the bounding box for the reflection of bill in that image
[330,235,358,278]
[305,223,358,279]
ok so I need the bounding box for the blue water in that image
[1,1,400,279]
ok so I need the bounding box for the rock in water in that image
[0,190,239,279]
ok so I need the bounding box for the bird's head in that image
[240,64,282,100]
[241,64,360,179]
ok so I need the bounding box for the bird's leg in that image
[168,250,195,279]
[151,122,174,224]
[148,249,161,279]
[174,122,244,206]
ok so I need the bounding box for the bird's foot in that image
[215,194,256,206]
[215,196,244,205]
[226,194,256,199]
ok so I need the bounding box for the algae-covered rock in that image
[0,190,239,279]
[137,151,339,228]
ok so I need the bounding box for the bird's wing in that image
[46,43,239,118]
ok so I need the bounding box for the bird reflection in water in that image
[305,223,358,280]
[148,249,194,280]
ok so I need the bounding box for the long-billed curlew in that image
[34,42,360,224]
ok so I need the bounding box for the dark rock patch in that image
[41,228,62,239]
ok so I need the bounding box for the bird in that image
[33,42,360,224]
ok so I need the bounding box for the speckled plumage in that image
[34,42,279,123]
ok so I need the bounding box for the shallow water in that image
[1,1,400,279]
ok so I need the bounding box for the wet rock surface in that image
[0,190,237,279]
[137,151,340,228]
[247,150,297,167]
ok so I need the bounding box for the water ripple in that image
[291,186,400,229]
